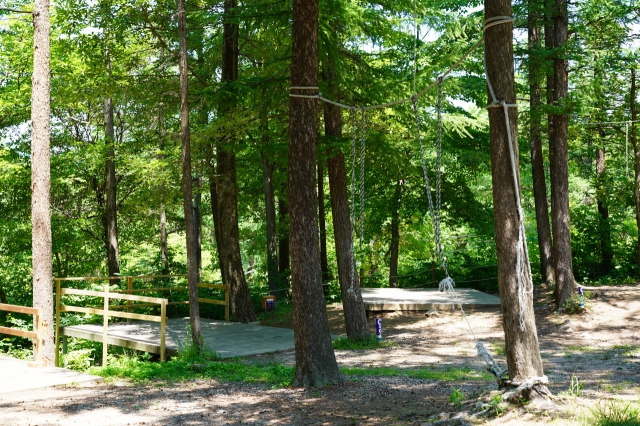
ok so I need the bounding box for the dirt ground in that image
[1,284,639,425]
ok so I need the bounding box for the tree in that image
[31,0,54,364]
[289,0,342,387]
[550,0,575,307]
[177,0,202,348]
[214,0,256,323]
[528,0,554,286]
[484,0,547,393]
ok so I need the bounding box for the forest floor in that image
[1,284,639,425]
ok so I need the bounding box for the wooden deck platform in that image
[361,288,501,315]
[60,317,296,359]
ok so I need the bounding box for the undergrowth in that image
[332,335,396,350]
[587,399,640,426]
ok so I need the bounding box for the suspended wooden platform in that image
[360,288,501,316]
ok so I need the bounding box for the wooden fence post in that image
[102,285,109,367]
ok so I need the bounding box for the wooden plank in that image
[103,285,109,366]
[0,303,41,316]
[55,279,61,367]
[59,326,178,357]
[54,274,187,282]
[112,286,188,294]
[160,300,166,362]
[198,298,228,306]
[60,306,162,323]
[61,288,167,304]
[198,283,227,290]
[0,326,37,340]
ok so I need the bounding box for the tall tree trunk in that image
[528,0,554,286]
[318,160,330,295]
[217,0,256,323]
[208,157,226,285]
[630,69,640,276]
[324,94,369,340]
[32,0,54,365]
[104,97,120,280]
[550,0,575,308]
[193,174,202,275]
[262,121,279,296]
[289,0,342,387]
[389,179,402,288]
[177,0,202,348]
[485,0,546,386]
[158,86,169,277]
[595,147,612,275]
[278,196,290,280]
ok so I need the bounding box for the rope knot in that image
[439,276,455,293]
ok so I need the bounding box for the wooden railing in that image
[53,275,230,367]
[53,275,229,321]
[55,284,168,367]
[0,303,47,367]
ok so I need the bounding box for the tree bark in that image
[177,0,202,348]
[104,97,120,280]
[318,160,330,295]
[630,69,640,276]
[289,0,342,387]
[278,196,290,280]
[217,0,256,323]
[193,174,202,275]
[528,0,554,286]
[325,101,369,340]
[31,0,54,364]
[262,120,279,296]
[485,0,545,384]
[595,147,612,275]
[550,0,575,308]
[388,180,402,288]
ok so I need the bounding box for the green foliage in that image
[589,399,640,426]
[567,375,584,397]
[563,292,591,314]
[332,335,396,350]
[488,394,504,417]
[342,365,493,382]
[449,388,465,407]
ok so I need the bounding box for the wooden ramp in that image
[61,317,296,359]
[361,288,500,316]
[0,356,102,394]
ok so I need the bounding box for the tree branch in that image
[0,7,32,14]
[141,9,209,88]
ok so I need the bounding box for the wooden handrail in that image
[55,283,168,368]
[0,304,46,367]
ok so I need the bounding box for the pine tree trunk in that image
[289,0,342,387]
[630,69,640,276]
[262,121,279,296]
[389,180,402,288]
[595,147,612,275]
[104,97,120,280]
[217,0,256,323]
[32,0,54,364]
[325,108,369,340]
[278,196,290,281]
[551,0,575,308]
[484,0,546,385]
[158,95,169,277]
[318,160,331,295]
[208,158,226,285]
[528,0,554,286]
[193,174,202,275]
[177,0,202,347]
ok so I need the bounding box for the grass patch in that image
[258,303,293,327]
[332,335,396,350]
[342,365,494,382]
[588,399,640,426]
[89,356,295,387]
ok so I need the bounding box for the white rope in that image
[483,15,534,332]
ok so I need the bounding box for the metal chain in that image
[436,77,443,244]
[348,108,359,299]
